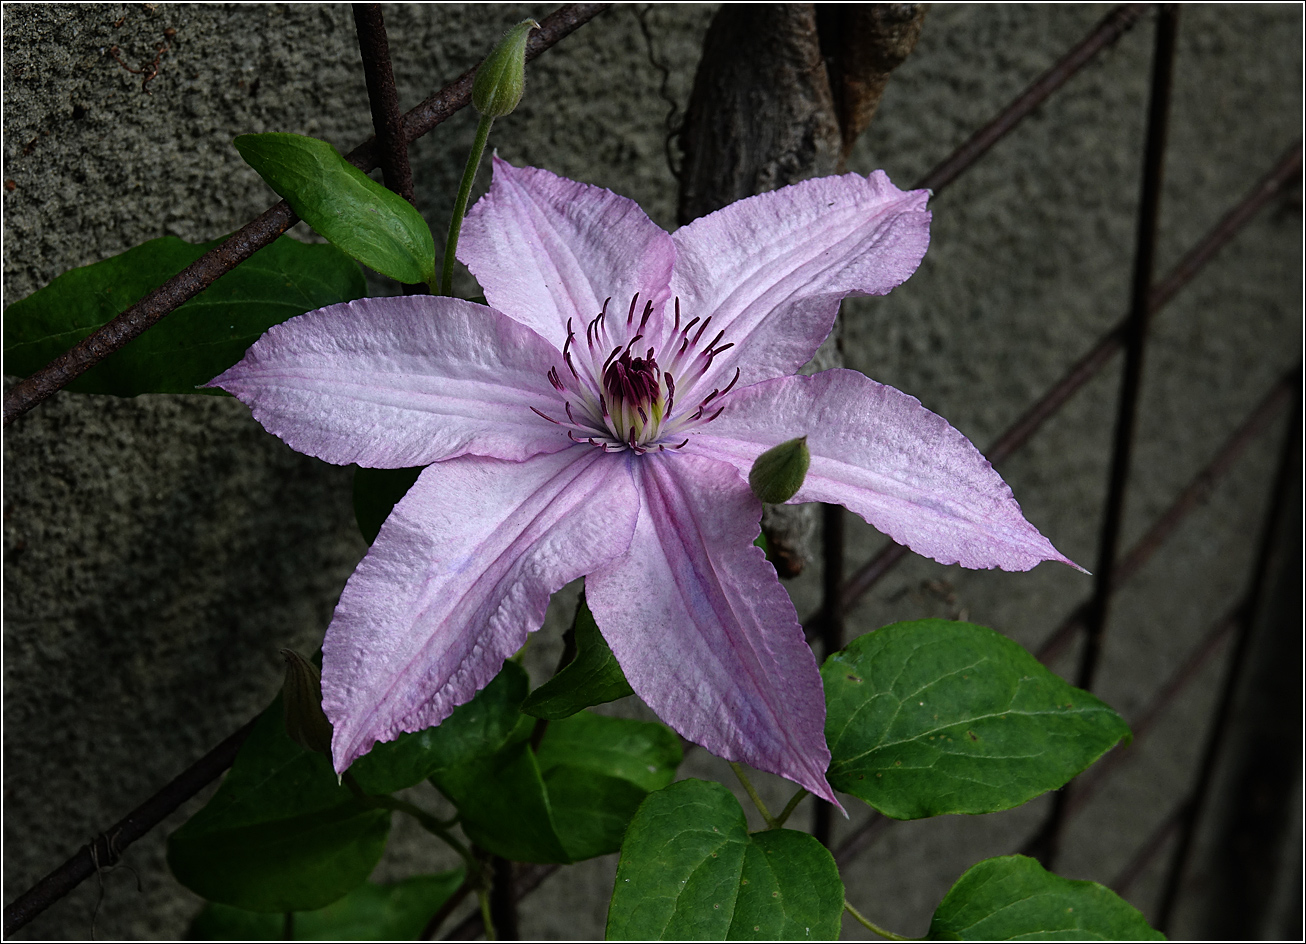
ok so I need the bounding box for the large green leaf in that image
[188,869,465,940]
[536,712,681,793]
[823,620,1130,819]
[606,780,843,940]
[926,856,1164,940]
[350,660,529,795]
[521,595,635,720]
[431,737,572,864]
[167,701,390,913]
[428,710,682,865]
[235,132,436,285]
[538,713,682,860]
[3,235,364,396]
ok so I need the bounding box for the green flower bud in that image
[472,19,538,118]
[749,436,811,504]
[280,649,334,756]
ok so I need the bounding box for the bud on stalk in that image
[280,649,334,756]
[472,19,538,118]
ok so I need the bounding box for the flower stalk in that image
[440,113,494,296]
[440,19,537,296]
[771,787,809,829]
[729,762,778,829]
[844,900,915,941]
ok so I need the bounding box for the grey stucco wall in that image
[3,3,1300,941]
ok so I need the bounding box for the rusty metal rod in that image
[916,4,1153,194]
[1,4,610,427]
[2,716,259,936]
[1076,1,1178,694]
[354,3,416,206]
[354,4,427,297]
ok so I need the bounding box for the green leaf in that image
[606,780,843,940]
[536,712,681,793]
[823,619,1130,819]
[521,595,635,719]
[927,856,1164,940]
[430,738,573,864]
[350,660,529,795]
[235,132,436,285]
[3,235,364,397]
[427,710,682,865]
[167,701,390,913]
[352,466,424,545]
[188,869,466,940]
[537,713,682,860]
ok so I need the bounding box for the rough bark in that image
[676,3,926,575]
[818,4,927,166]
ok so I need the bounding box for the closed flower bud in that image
[472,19,538,118]
[749,436,811,504]
[280,649,334,756]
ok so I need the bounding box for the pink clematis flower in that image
[212,158,1077,803]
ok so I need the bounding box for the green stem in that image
[479,885,497,941]
[729,762,777,829]
[342,772,473,868]
[844,901,914,941]
[771,788,809,829]
[440,112,495,295]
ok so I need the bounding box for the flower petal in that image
[586,452,835,803]
[688,370,1080,572]
[210,295,568,467]
[323,447,639,772]
[670,171,930,390]
[459,157,677,350]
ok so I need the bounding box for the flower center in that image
[604,349,665,443]
[531,294,740,454]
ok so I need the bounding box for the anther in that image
[626,294,639,325]
[692,316,713,346]
[531,406,561,424]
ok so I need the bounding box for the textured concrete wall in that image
[3,3,1300,940]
